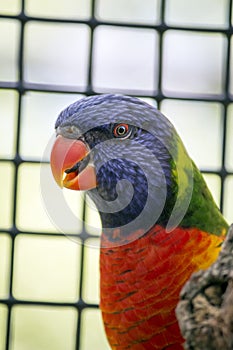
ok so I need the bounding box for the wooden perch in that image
[176,225,233,350]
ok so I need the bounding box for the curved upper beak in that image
[50,135,97,191]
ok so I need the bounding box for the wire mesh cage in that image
[0,0,233,349]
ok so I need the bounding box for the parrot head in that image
[50,94,192,242]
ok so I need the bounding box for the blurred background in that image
[0,0,233,349]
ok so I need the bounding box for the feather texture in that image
[100,225,224,349]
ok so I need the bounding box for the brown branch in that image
[176,225,233,350]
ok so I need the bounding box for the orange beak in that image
[50,135,97,191]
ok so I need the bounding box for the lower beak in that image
[50,135,97,191]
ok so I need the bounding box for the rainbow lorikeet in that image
[50,94,228,349]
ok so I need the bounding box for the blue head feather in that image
[55,94,178,238]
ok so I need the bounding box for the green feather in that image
[181,161,228,236]
[169,133,228,236]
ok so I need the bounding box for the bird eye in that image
[113,124,130,138]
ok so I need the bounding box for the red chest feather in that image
[100,226,223,349]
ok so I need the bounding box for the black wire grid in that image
[0,0,233,349]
